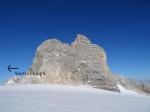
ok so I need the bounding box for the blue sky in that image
[0,0,150,83]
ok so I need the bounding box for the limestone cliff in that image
[6,34,150,94]
[21,34,119,91]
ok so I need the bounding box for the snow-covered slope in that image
[0,85,150,112]
[5,76,20,85]
[117,84,143,96]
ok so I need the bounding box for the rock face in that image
[20,34,119,91]
[7,34,150,94]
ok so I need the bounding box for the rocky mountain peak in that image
[72,34,91,45]
[19,34,119,92]
[6,34,150,94]
[42,39,62,45]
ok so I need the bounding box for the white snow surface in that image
[5,79,15,85]
[117,84,143,96]
[0,84,150,112]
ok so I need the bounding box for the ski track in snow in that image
[0,84,150,112]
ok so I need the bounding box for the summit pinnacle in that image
[6,34,150,94]
[72,34,91,45]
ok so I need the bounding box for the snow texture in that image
[117,84,143,96]
[0,85,150,112]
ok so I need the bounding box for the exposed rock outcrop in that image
[19,34,119,91]
[6,34,150,94]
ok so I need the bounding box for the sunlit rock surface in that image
[6,34,150,94]
[20,34,119,91]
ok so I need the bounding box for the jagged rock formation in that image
[19,34,119,91]
[6,34,150,94]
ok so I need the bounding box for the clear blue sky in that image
[0,0,150,83]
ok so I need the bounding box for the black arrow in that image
[8,65,19,72]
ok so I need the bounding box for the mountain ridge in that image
[5,34,150,94]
